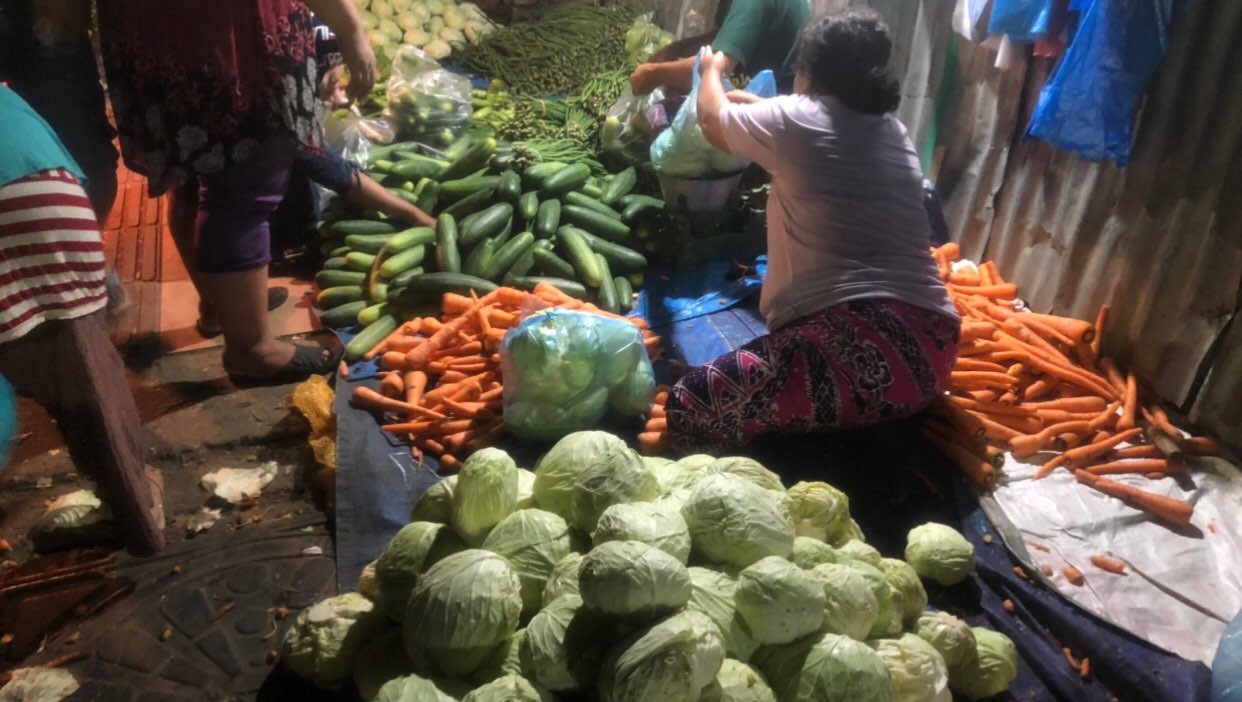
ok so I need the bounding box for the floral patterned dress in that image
[96,0,323,194]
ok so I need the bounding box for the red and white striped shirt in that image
[0,169,107,343]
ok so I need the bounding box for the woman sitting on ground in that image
[658,11,960,451]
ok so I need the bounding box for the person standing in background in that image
[0,86,164,556]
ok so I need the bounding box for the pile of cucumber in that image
[314,135,666,361]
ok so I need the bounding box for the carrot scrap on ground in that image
[1089,555,1127,575]
[1003,599,1016,614]
[1063,565,1085,585]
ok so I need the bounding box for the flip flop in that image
[227,345,343,389]
[195,287,290,338]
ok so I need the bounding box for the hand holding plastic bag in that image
[500,310,656,442]
[384,45,473,149]
[324,106,396,167]
[649,56,777,178]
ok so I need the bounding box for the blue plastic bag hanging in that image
[0,376,15,470]
[1025,0,1188,165]
[989,0,1054,41]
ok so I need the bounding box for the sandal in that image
[195,286,290,338]
[227,344,343,388]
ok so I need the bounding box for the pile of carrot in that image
[344,282,662,470]
[924,242,1220,527]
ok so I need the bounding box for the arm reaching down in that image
[304,0,377,101]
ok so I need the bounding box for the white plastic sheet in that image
[988,449,1242,664]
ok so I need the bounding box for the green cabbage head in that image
[542,551,584,606]
[462,674,554,702]
[786,481,852,543]
[734,556,825,645]
[598,609,726,702]
[579,540,690,621]
[374,674,470,702]
[452,448,519,546]
[472,628,525,685]
[682,474,794,569]
[642,456,681,492]
[705,457,784,491]
[905,523,976,586]
[516,469,536,509]
[878,558,928,627]
[699,659,778,702]
[837,539,882,566]
[353,627,417,700]
[533,430,631,520]
[752,632,895,702]
[807,563,879,641]
[841,558,902,638]
[916,611,978,668]
[412,475,456,524]
[481,508,572,616]
[593,502,691,563]
[948,628,1018,700]
[373,521,466,620]
[280,592,387,689]
[404,550,522,678]
[791,536,839,570]
[520,594,584,691]
[571,447,659,532]
[686,567,758,661]
[870,633,950,702]
[678,454,717,470]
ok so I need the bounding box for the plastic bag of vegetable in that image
[324,105,395,168]
[384,45,473,148]
[624,13,675,65]
[500,310,656,442]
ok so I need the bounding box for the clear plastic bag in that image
[650,57,778,178]
[600,88,663,164]
[383,45,474,149]
[500,310,656,443]
[625,13,676,65]
[324,105,396,167]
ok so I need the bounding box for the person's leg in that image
[0,314,165,556]
[167,180,219,329]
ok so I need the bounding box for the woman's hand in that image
[337,29,378,102]
[698,45,731,77]
[629,64,658,96]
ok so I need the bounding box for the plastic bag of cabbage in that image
[282,430,1017,701]
[500,311,656,443]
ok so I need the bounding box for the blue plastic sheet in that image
[0,376,13,469]
[989,0,1055,41]
[1025,0,1188,165]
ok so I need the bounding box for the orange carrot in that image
[379,351,408,371]
[1110,444,1162,460]
[1080,657,1092,680]
[968,409,1042,436]
[465,419,507,452]
[983,260,1003,284]
[936,242,961,261]
[1091,305,1109,356]
[967,390,999,403]
[382,418,476,435]
[637,431,667,455]
[1009,420,1093,458]
[439,454,462,471]
[1021,312,1095,345]
[351,386,423,418]
[961,321,996,341]
[1117,372,1138,431]
[379,372,405,398]
[487,308,520,328]
[339,360,350,380]
[364,319,419,360]
[950,282,1018,299]
[646,417,668,432]
[1098,357,1126,394]
[951,371,1019,389]
[1085,459,1182,477]
[949,396,1037,417]
[930,399,988,440]
[997,391,1019,406]
[999,321,1074,366]
[949,268,982,287]
[419,317,444,335]
[431,340,483,359]
[493,286,533,309]
[442,293,475,315]
[1145,406,1182,440]
[1087,402,1123,431]
[1075,470,1193,526]
[1022,377,1061,402]
[1026,396,1108,413]
[1059,427,1144,468]
[924,431,996,487]
[1178,436,1221,457]
[1061,564,1084,585]
[438,398,495,419]
[1015,315,1077,350]
[1089,554,1128,574]
[1055,433,1084,451]
[404,371,428,406]
[954,358,1009,374]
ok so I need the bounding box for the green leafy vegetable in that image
[681,474,794,569]
[734,557,826,645]
[905,523,976,586]
[579,540,691,621]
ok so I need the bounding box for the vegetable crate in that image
[666,207,764,273]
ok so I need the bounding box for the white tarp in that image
[988,449,1242,665]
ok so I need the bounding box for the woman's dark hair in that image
[793,11,902,115]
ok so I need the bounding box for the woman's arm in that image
[696,47,734,153]
[304,0,377,101]
[631,51,739,96]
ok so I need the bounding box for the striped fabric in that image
[0,169,107,344]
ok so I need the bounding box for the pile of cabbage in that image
[280,430,1017,701]
[357,0,495,64]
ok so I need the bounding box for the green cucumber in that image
[346,315,399,362]
[460,203,513,247]
[522,161,569,187]
[497,170,521,203]
[373,283,389,304]
[518,191,540,221]
[327,245,352,258]
[322,256,348,270]
[561,205,631,242]
[439,175,500,203]
[443,135,473,163]
[532,247,576,279]
[436,213,460,274]
[628,273,644,287]
[619,194,665,209]
[509,276,591,300]
[581,183,604,199]
[571,227,648,272]
[622,199,664,224]
[316,270,367,288]
[403,272,498,297]
[601,167,637,206]
[594,254,619,314]
[493,218,513,247]
[564,191,622,220]
[556,226,603,288]
[479,232,535,282]
[379,245,427,279]
[614,276,634,312]
[387,227,437,252]
[387,266,425,290]
[540,162,591,195]
[463,237,497,278]
[357,302,392,327]
[344,251,378,272]
[442,188,494,219]
[320,300,368,329]
[534,199,561,239]
[414,180,439,213]
[504,238,548,282]
[344,233,394,255]
[329,219,400,237]
[316,285,365,310]
[389,155,447,181]
[370,159,395,173]
[438,137,496,182]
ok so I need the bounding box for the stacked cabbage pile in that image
[356,0,494,63]
[280,431,1019,701]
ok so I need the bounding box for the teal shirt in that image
[713,0,811,88]
[0,85,85,188]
